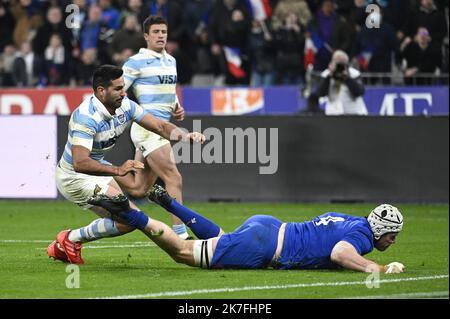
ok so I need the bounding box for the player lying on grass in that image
[86,185,405,273]
[47,65,205,264]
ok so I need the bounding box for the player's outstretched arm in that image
[137,113,205,143]
[330,241,404,273]
[72,145,144,176]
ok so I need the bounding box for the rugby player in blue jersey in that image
[87,185,405,274]
[47,65,205,264]
[120,15,192,239]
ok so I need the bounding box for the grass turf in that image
[0,200,448,299]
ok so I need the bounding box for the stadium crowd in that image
[0,0,448,88]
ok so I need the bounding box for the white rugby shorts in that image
[56,163,113,209]
[130,122,170,158]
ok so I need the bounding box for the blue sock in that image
[167,200,220,239]
[121,209,149,230]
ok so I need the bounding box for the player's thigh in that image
[113,150,158,193]
[146,144,180,179]
[106,178,139,210]
[130,122,170,159]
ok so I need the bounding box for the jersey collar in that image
[139,48,169,60]
[92,94,114,120]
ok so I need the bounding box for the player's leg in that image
[144,144,190,237]
[113,149,157,198]
[50,166,136,264]
[148,184,224,239]
[67,178,138,244]
[87,192,221,268]
[130,123,189,239]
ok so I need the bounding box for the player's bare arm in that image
[137,113,205,144]
[330,241,404,273]
[330,241,385,272]
[72,145,144,176]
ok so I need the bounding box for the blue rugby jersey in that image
[122,48,178,122]
[276,213,374,270]
[59,95,146,171]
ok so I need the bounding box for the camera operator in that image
[316,50,367,115]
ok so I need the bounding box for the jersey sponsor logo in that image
[157,75,177,84]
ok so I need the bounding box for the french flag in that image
[246,0,272,20]
[304,37,317,69]
[304,32,324,69]
[223,46,246,78]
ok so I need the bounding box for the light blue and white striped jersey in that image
[122,48,178,122]
[59,95,146,171]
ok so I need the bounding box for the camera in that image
[333,63,348,80]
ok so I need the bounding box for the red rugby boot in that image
[47,240,69,263]
[56,230,84,264]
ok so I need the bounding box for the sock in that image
[173,224,189,239]
[68,218,120,243]
[167,199,220,239]
[119,209,150,230]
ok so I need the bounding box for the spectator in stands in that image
[400,27,442,85]
[273,12,305,85]
[80,5,113,64]
[0,3,16,53]
[70,0,88,46]
[271,0,312,30]
[119,0,151,27]
[316,50,367,115]
[74,48,99,86]
[43,33,69,86]
[109,14,146,66]
[99,0,120,30]
[352,8,398,84]
[12,41,42,87]
[190,24,222,86]
[33,6,74,58]
[0,44,18,87]
[209,0,252,85]
[249,20,276,87]
[183,0,214,42]
[402,0,447,47]
[149,0,184,45]
[10,0,43,48]
[307,0,352,71]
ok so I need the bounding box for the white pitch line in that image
[34,243,157,250]
[1,239,151,244]
[84,243,156,249]
[95,274,449,299]
[345,291,449,299]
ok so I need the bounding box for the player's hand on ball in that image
[118,160,144,176]
[385,262,405,274]
[187,132,206,144]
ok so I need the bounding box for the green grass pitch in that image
[0,200,448,299]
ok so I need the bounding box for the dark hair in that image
[142,15,167,34]
[92,65,123,90]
